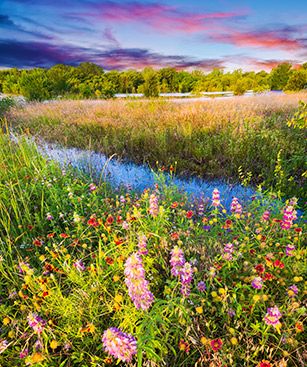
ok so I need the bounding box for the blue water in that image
[38,142,256,208]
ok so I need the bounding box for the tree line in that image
[0,62,306,101]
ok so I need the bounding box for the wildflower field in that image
[0,125,306,367]
[6,92,307,202]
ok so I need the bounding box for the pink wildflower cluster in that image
[212,188,220,207]
[137,234,148,255]
[170,246,185,276]
[149,194,159,217]
[124,253,154,310]
[262,210,270,222]
[230,197,242,214]
[223,243,234,261]
[170,246,193,297]
[286,244,296,256]
[251,277,263,289]
[264,306,282,328]
[27,313,46,334]
[281,205,297,230]
[102,327,137,362]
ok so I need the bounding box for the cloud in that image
[0,38,224,70]
[79,1,245,33]
[208,27,306,51]
[103,28,121,48]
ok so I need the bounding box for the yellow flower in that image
[113,275,120,282]
[50,340,58,350]
[230,337,238,345]
[211,291,218,298]
[3,317,10,325]
[256,234,262,241]
[29,352,45,364]
[253,295,261,303]
[218,288,226,295]
[228,328,235,335]
[114,294,123,303]
[8,330,14,338]
[200,336,208,345]
[195,306,203,314]
[262,294,269,301]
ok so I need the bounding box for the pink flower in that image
[212,188,220,207]
[262,210,270,222]
[137,235,148,256]
[286,244,295,256]
[264,306,282,328]
[170,246,185,277]
[102,328,137,362]
[251,277,263,289]
[230,197,242,214]
[180,262,194,297]
[149,194,159,217]
[281,205,297,230]
[27,313,46,334]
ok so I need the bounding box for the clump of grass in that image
[0,131,306,367]
[7,93,307,202]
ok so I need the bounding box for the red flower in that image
[87,217,99,227]
[186,211,193,219]
[257,360,272,367]
[273,259,284,269]
[59,233,69,238]
[171,202,178,209]
[171,232,179,241]
[294,227,302,233]
[105,257,114,265]
[33,238,42,247]
[210,338,223,352]
[264,272,274,281]
[116,216,122,224]
[47,233,55,238]
[250,249,256,255]
[178,340,190,353]
[106,215,114,225]
[255,264,265,274]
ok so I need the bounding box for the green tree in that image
[285,70,306,91]
[270,63,292,90]
[19,69,50,101]
[142,67,159,97]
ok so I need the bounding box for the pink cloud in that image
[80,1,245,33]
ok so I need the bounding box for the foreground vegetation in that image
[0,131,306,366]
[1,62,306,100]
[7,93,307,205]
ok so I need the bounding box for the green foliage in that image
[19,69,51,101]
[270,63,292,90]
[0,97,16,117]
[287,101,307,129]
[285,70,307,91]
[142,67,159,97]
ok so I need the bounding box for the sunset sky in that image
[0,0,306,71]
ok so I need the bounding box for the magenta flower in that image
[180,262,194,297]
[102,328,137,362]
[230,197,242,214]
[124,253,154,311]
[137,234,148,256]
[264,306,282,328]
[149,194,159,217]
[212,188,220,207]
[73,259,85,271]
[281,205,297,230]
[170,246,185,276]
[286,244,295,256]
[27,313,46,334]
[251,277,263,289]
[89,183,97,192]
[224,243,234,253]
[262,210,270,222]
[19,349,29,359]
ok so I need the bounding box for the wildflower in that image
[281,205,297,230]
[230,197,242,214]
[27,313,46,334]
[255,264,265,274]
[285,244,295,256]
[102,327,137,362]
[170,246,185,277]
[227,308,235,317]
[186,210,193,219]
[257,361,272,367]
[28,352,45,364]
[149,194,159,217]
[178,339,190,353]
[122,221,129,230]
[251,277,263,289]
[0,339,8,354]
[73,260,85,272]
[87,217,99,227]
[212,188,220,207]
[46,213,53,221]
[262,210,270,222]
[197,281,206,292]
[19,349,28,358]
[264,306,282,328]
[203,225,211,231]
[273,259,284,269]
[50,340,58,350]
[89,183,97,192]
[287,285,298,297]
[180,262,194,297]
[295,321,304,333]
[210,338,223,352]
[137,234,148,255]
[124,253,154,311]
[224,243,234,253]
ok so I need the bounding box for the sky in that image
[0,0,306,71]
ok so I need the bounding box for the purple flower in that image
[227,308,236,317]
[73,260,85,272]
[0,339,9,353]
[124,253,154,311]
[287,285,298,297]
[197,281,207,292]
[224,243,234,254]
[264,306,282,328]
[102,327,137,362]
[180,262,194,297]
[251,277,263,289]
[89,183,97,192]
[203,225,211,231]
[27,313,46,334]
[137,235,148,256]
[170,246,185,277]
[262,210,270,222]
[19,349,29,358]
[46,213,53,221]
[286,244,295,256]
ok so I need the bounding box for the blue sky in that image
[0,0,306,70]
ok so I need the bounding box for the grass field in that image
[0,130,306,366]
[7,92,307,203]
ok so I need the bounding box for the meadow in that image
[0,126,306,366]
[7,92,307,204]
